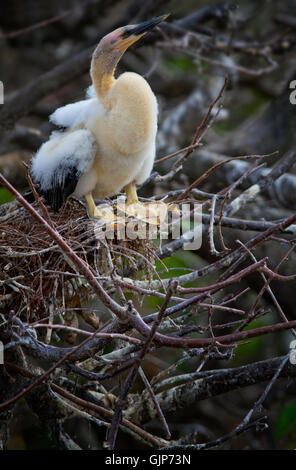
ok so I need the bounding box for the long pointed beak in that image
[123,14,169,38]
[115,14,169,51]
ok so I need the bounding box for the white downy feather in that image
[31,129,97,191]
[49,86,106,129]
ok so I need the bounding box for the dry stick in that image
[208,195,220,256]
[110,242,164,288]
[136,254,276,295]
[261,265,296,281]
[156,39,278,77]
[154,142,202,165]
[130,309,296,350]
[216,160,268,253]
[177,258,267,294]
[166,418,267,451]
[31,324,142,346]
[9,262,296,355]
[259,149,296,194]
[70,357,138,382]
[214,152,296,268]
[172,77,228,172]
[111,278,245,314]
[156,210,296,288]
[0,172,127,322]
[175,154,270,202]
[151,188,221,201]
[107,283,176,449]
[241,240,296,337]
[237,355,289,429]
[236,240,296,333]
[102,241,127,305]
[53,383,168,449]
[23,163,54,227]
[146,82,227,187]
[181,355,289,451]
[223,150,296,220]
[138,366,171,440]
[2,176,296,357]
[130,353,295,429]
[183,213,296,234]
[0,318,116,411]
[0,174,140,409]
[5,363,168,449]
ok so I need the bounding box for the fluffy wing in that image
[49,86,106,129]
[30,129,97,212]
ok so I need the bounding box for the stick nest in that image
[0,197,155,324]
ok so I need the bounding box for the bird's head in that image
[100,14,169,53]
[91,15,169,101]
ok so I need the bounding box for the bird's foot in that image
[93,204,117,222]
[85,194,117,224]
[85,191,168,228]
[120,182,166,225]
[118,200,167,226]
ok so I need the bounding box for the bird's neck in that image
[93,73,116,104]
[90,49,123,108]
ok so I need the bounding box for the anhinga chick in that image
[31,15,168,217]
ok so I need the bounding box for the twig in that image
[107,283,176,449]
